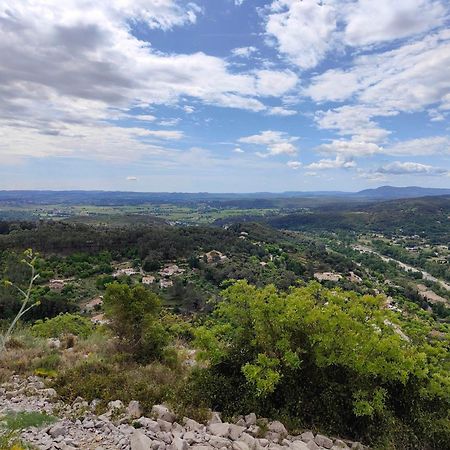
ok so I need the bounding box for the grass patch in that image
[0,411,57,432]
[0,411,57,450]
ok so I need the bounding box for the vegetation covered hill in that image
[267,196,450,241]
[1,215,449,449]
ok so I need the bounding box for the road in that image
[353,244,450,292]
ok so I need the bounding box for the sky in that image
[0,0,450,192]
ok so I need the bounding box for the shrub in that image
[53,359,182,414]
[32,313,94,339]
[192,281,450,449]
[103,283,169,363]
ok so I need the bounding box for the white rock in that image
[128,401,144,419]
[158,419,172,432]
[136,418,160,433]
[208,412,222,425]
[108,400,124,411]
[208,423,230,437]
[233,442,250,450]
[209,436,231,448]
[268,422,287,436]
[306,441,319,450]
[130,429,153,450]
[244,413,257,426]
[240,433,256,449]
[332,440,349,449]
[290,442,309,450]
[183,431,197,443]
[152,405,176,423]
[185,418,203,431]
[315,434,333,449]
[49,425,67,438]
[229,424,246,441]
[172,436,188,450]
[300,432,314,443]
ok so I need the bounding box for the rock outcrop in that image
[0,376,369,450]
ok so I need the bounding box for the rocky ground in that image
[0,376,369,450]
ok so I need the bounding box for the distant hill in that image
[0,186,449,205]
[266,195,450,241]
[353,186,450,200]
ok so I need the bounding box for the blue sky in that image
[1,0,449,192]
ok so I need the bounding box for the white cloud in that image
[377,161,447,175]
[135,114,156,122]
[239,130,298,157]
[233,147,245,153]
[344,0,446,46]
[254,70,298,97]
[287,160,302,169]
[315,105,395,143]
[159,118,181,126]
[231,46,257,58]
[267,106,297,116]
[0,0,302,162]
[307,155,356,170]
[317,139,382,158]
[306,29,450,112]
[265,0,448,69]
[126,176,138,181]
[265,0,337,69]
[384,136,450,156]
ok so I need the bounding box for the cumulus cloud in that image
[317,139,382,158]
[0,0,300,162]
[239,130,298,157]
[377,161,447,175]
[306,29,450,112]
[135,115,157,122]
[344,0,446,46]
[287,160,302,169]
[314,105,395,143]
[307,155,356,170]
[265,0,337,69]
[267,107,297,116]
[383,136,450,156]
[265,0,448,69]
[231,46,258,58]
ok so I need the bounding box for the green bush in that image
[103,283,169,363]
[191,281,450,449]
[32,313,94,339]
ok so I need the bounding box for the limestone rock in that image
[131,429,153,450]
[128,400,144,419]
[152,405,176,423]
[172,436,188,450]
[300,432,314,443]
[290,442,308,450]
[306,441,319,450]
[229,424,246,441]
[209,423,231,437]
[268,422,287,436]
[245,413,257,426]
[315,434,333,449]
[233,442,250,450]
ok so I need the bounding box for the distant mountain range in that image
[0,186,449,205]
[352,186,450,199]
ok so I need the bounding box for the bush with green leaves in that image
[103,283,169,363]
[32,313,94,339]
[192,281,450,449]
